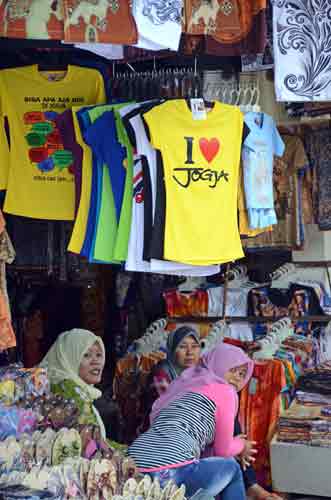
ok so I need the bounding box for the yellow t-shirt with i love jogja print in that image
[0,65,106,221]
[144,100,244,266]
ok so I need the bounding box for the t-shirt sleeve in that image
[272,123,285,158]
[95,72,107,105]
[143,107,161,150]
[198,384,245,457]
[83,112,114,164]
[0,76,10,189]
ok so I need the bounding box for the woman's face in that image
[223,363,248,392]
[79,342,105,385]
[174,335,201,370]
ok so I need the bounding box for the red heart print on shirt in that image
[199,138,220,163]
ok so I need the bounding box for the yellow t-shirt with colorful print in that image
[0,65,105,220]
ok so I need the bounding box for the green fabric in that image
[87,105,119,263]
[87,103,133,263]
[113,109,134,261]
[51,379,98,428]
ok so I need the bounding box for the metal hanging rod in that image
[167,315,331,324]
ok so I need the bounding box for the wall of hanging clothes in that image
[112,261,331,488]
[0,58,328,275]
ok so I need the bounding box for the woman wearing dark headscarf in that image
[153,326,201,395]
[139,327,201,435]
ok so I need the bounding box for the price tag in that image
[190,98,207,120]
[249,377,258,395]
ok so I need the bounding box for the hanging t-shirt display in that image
[0,65,106,221]
[242,112,285,230]
[125,105,220,275]
[143,99,244,265]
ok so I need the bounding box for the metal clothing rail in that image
[167,316,331,324]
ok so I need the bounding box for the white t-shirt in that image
[66,42,124,60]
[207,286,253,341]
[132,0,183,51]
[125,157,151,272]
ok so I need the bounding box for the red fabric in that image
[239,360,287,487]
[163,290,209,318]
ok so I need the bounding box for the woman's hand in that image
[236,434,257,470]
[247,483,284,499]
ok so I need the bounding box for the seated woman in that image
[141,326,201,419]
[143,327,281,500]
[41,328,107,439]
[129,342,255,499]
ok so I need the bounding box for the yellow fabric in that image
[238,164,273,236]
[0,65,105,220]
[144,100,244,265]
[68,105,93,254]
[0,114,9,190]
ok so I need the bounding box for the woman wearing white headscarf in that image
[40,328,106,438]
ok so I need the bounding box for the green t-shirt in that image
[85,103,134,263]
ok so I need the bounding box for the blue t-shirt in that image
[242,112,285,229]
[84,111,126,223]
[76,107,95,259]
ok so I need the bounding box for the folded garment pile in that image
[278,364,331,446]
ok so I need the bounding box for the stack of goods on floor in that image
[0,364,138,499]
[0,467,186,500]
[278,364,331,448]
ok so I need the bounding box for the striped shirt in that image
[128,383,244,471]
[128,392,216,469]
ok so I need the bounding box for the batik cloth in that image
[184,0,266,55]
[242,134,311,249]
[239,359,287,487]
[163,289,209,318]
[273,0,331,101]
[0,0,64,39]
[63,0,137,44]
[304,127,331,230]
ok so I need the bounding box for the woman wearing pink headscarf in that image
[128,343,255,499]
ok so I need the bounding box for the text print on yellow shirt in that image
[0,65,106,221]
[174,136,229,189]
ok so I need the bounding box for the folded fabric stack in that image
[278,418,311,445]
[311,420,331,447]
[296,391,331,406]
[296,367,331,396]
[278,365,331,446]
[277,400,331,445]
